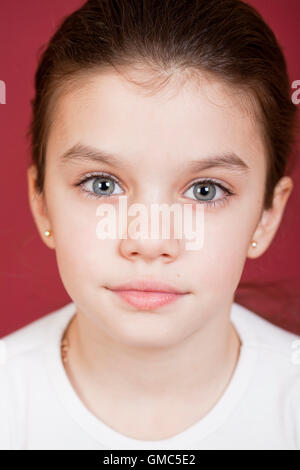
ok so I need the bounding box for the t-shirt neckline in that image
[43,301,259,450]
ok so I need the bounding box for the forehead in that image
[46,68,266,171]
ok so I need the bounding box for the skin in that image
[27,67,293,440]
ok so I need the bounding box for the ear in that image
[247,176,293,259]
[27,164,55,249]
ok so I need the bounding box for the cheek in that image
[46,188,117,290]
[186,204,258,292]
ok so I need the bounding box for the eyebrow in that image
[59,143,131,169]
[187,152,250,173]
[59,142,250,173]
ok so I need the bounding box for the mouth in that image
[106,279,189,311]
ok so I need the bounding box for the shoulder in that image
[0,302,75,450]
[232,302,300,448]
[0,301,75,366]
[232,301,300,365]
[232,302,300,394]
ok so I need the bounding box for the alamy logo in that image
[0,80,6,104]
[95,195,205,251]
[291,339,300,365]
[291,80,300,105]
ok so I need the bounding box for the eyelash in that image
[74,171,235,208]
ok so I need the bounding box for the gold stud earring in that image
[44,229,52,237]
[251,240,257,248]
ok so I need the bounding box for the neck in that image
[64,302,241,404]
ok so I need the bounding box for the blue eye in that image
[75,173,234,208]
[183,179,233,208]
[76,172,124,199]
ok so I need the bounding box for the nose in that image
[117,192,185,263]
[119,235,181,263]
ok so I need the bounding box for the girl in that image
[0,0,299,450]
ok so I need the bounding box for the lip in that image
[106,279,189,310]
[108,279,188,294]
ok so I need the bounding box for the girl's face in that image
[28,69,288,347]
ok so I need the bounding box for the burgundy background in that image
[0,0,299,337]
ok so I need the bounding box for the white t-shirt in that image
[0,301,299,450]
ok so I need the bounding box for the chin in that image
[109,318,184,349]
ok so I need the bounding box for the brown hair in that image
[27,0,299,211]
